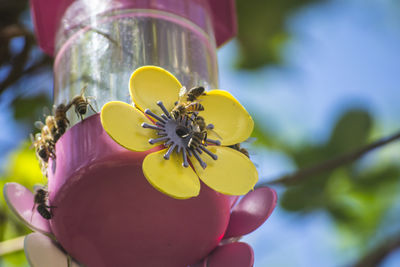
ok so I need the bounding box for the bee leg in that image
[30,205,36,222]
[189,113,197,122]
[49,147,56,158]
[88,102,97,113]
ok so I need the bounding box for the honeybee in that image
[171,86,206,119]
[40,126,56,157]
[188,116,209,149]
[229,143,250,158]
[69,86,97,120]
[188,131,206,150]
[53,103,70,135]
[171,102,204,119]
[32,188,55,220]
[185,86,206,102]
[31,103,70,164]
[35,115,56,136]
[188,115,223,150]
[30,133,51,163]
[35,114,63,144]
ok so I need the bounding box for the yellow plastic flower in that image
[100,66,258,199]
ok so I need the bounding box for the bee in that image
[35,114,64,145]
[30,128,53,177]
[188,131,206,150]
[32,188,55,220]
[35,115,56,136]
[53,103,70,136]
[185,86,206,102]
[185,102,204,112]
[229,143,250,158]
[171,102,204,120]
[69,86,97,120]
[171,86,206,119]
[31,103,70,163]
[188,116,209,149]
[30,133,50,163]
[188,115,223,150]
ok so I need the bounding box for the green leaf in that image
[11,94,50,124]
[328,109,372,154]
[236,0,322,69]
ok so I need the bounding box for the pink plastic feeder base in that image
[48,114,234,267]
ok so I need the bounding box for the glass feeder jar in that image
[53,0,219,126]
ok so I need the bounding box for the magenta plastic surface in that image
[47,114,234,267]
[3,183,52,236]
[207,242,254,267]
[224,187,277,238]
[30,0,237,55]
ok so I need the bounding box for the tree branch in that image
[258,130,400,186]
[352,235,400,267]
[0,32,34,94]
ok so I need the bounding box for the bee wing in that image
[242,137,257,145]
[207,129,223,140]
[178,86,189,101]
[192,124,200,132]
[42,106,51,117]
[30,203,37,221]
[34,121,45,130]
[29,133,36,149]
[80,85,88,96]
[29,133,35,142]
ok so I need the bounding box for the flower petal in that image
[207,242,254,267]
[101,101,156,151]
[199,90,254,146]
[224,187,277,238]
[130,66,182,114]
[25,233,80,267]
[192,146,258,195]
[142,149,200,199]
[3,183,53,236]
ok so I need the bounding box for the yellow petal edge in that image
[199,90,254,146]
[100,101,155,151]
[130,66,182,114]
[192,146,258,195]
[142,150,201,199]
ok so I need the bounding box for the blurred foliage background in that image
[0,0,399,266]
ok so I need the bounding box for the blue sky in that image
[217,0,400,266]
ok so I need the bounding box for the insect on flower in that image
[101,65,258,199]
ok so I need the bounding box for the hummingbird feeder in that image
[3,0,277,266]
